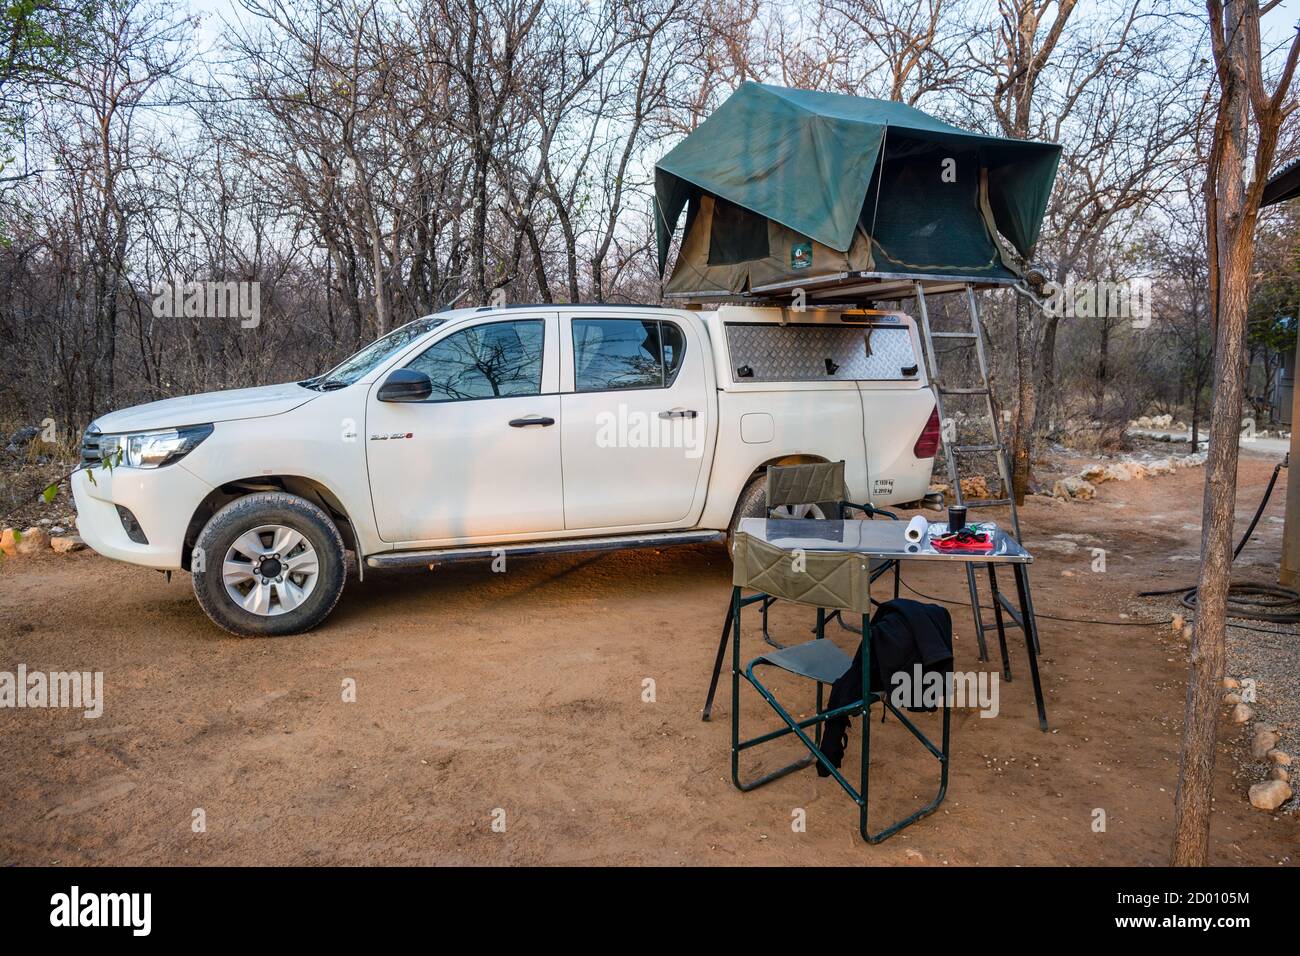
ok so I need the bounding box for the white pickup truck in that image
[72,303,939,635]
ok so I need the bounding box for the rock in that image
[1224,692,1243,705]
[1231,703,1254,724]
[1251,730,1280,759]
[9,425,40,445]
[15,527,48,555]
[1172,613,1185,633]
[959,475,991,499]
[1223,676,1240,689]
[1052,476,1096,501]
[1248,779,1292,811]
[1181,624,1193,643]
[1268,749,1292,766]
[49,525,64,535]
[1269,767,1290,782]
[1103,460,1148,482]
[0,528,16,556]
[50,535,85,554]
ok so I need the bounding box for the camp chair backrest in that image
[766,461,848,511]
[731,531,871,614]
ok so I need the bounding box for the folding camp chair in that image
[702,461,899,718]
[759,462,900,647]
[726,531,949,844]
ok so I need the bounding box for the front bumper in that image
[72,462,213,570]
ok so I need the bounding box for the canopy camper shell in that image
[655,83,1061,303]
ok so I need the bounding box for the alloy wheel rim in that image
[221,524,320,616]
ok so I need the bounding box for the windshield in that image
[304,316,447,390]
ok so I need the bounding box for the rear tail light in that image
[913,406,941,458]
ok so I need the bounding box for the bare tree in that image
[1172,0,1300,867]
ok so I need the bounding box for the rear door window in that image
[572,318,687,391]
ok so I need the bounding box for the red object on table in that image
[931,530,994,553]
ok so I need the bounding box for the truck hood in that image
[94,382,317,433]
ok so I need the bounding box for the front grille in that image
[80,425,102,467]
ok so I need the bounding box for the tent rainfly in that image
[654,82,1062,298]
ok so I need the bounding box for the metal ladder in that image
[912,282,1022,662]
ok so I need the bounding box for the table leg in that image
[965,563,990,662]
[1012,564,1048,732]
[1019,565,1043,654]
[701,596,734,721]
[986,564,1012,681]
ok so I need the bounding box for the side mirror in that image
[377,368,433,403]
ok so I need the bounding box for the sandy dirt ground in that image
[0,452,1296,866]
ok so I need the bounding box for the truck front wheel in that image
[191,492,347,636]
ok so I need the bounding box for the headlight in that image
[99,424,214,469]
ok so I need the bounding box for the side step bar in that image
[365,529,726,569]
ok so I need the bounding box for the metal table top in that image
[735,517,1033,565]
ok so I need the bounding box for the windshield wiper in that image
[317,378,350,391]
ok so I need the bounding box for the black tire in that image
[191,491,347,636]
[726,475,768,557]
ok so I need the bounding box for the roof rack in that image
[471,302,667,311]
[663,271,1016,307]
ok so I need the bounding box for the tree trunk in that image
[1171,228,1251,865]
[1094,318,1110,419]
[1033,309,1061,438]
[1172,0,1257,865]
[1010,293,1037,501]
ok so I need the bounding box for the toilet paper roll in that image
[905,515,929,543]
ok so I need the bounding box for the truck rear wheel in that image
[726,472,836,557]
[191,492,347,636]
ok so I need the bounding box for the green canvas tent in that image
[655,83,1061,299]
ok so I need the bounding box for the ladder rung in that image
[938,386,990,395]
[951,443,1001,453]
[931,331,978,339]
[980,619,1022,631]
[961,497,1012,508]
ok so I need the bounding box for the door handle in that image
[658,409,698,419]
[509,416,555,427]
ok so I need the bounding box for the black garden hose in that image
[1138,456,1300,625]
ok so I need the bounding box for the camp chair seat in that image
[754,638,853,684]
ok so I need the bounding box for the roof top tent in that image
[654,82,1062,304]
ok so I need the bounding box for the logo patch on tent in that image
[791,242,812,270]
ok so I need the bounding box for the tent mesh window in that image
[707,196,771,265]
[862,140,999,274]
[724,323,918,382]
